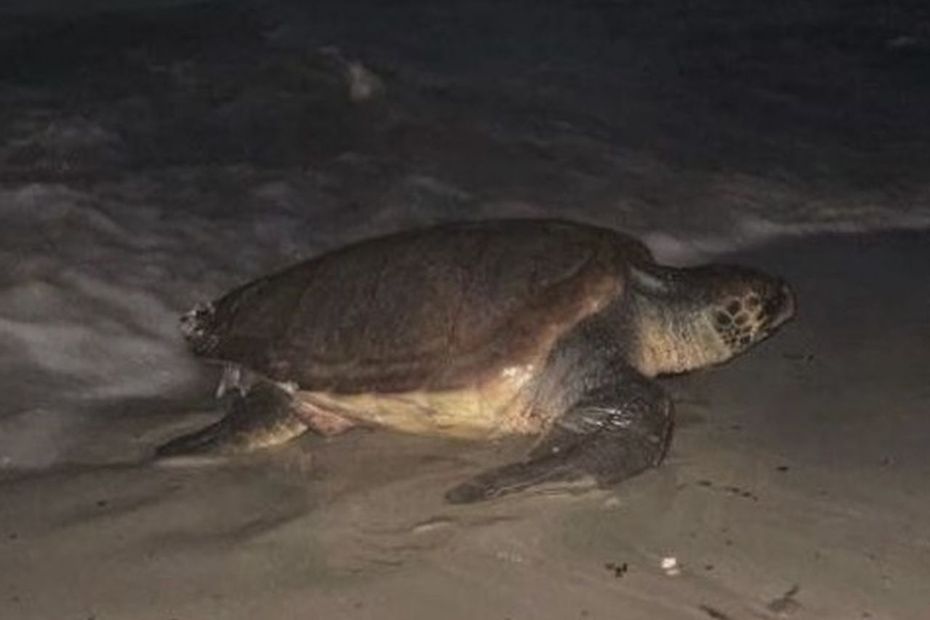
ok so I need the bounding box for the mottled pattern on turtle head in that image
[701,266,796,355]
[628,263,795,375]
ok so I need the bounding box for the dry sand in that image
[1,230,928,620]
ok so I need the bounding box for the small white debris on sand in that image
[661,556,681,576]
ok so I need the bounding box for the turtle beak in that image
[765,281,796,332]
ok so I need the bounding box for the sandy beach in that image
[2,230,927,620]
[2,1,929,618]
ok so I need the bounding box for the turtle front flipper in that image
[156,382,308,457]
[446,369,673,503]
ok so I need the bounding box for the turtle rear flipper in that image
[156,382,308,457]
[446,368,672,503]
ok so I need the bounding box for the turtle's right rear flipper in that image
[155,418,231,457]
[155,382,308,458]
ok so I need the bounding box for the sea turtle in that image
[158,219,794,503]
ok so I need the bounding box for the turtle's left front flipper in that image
[446,369,673,504]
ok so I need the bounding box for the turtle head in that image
[693,265,796,354]
[629,264,795,374]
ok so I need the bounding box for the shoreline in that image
[1,228,928,620]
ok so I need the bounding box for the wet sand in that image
[1,230,928,620]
